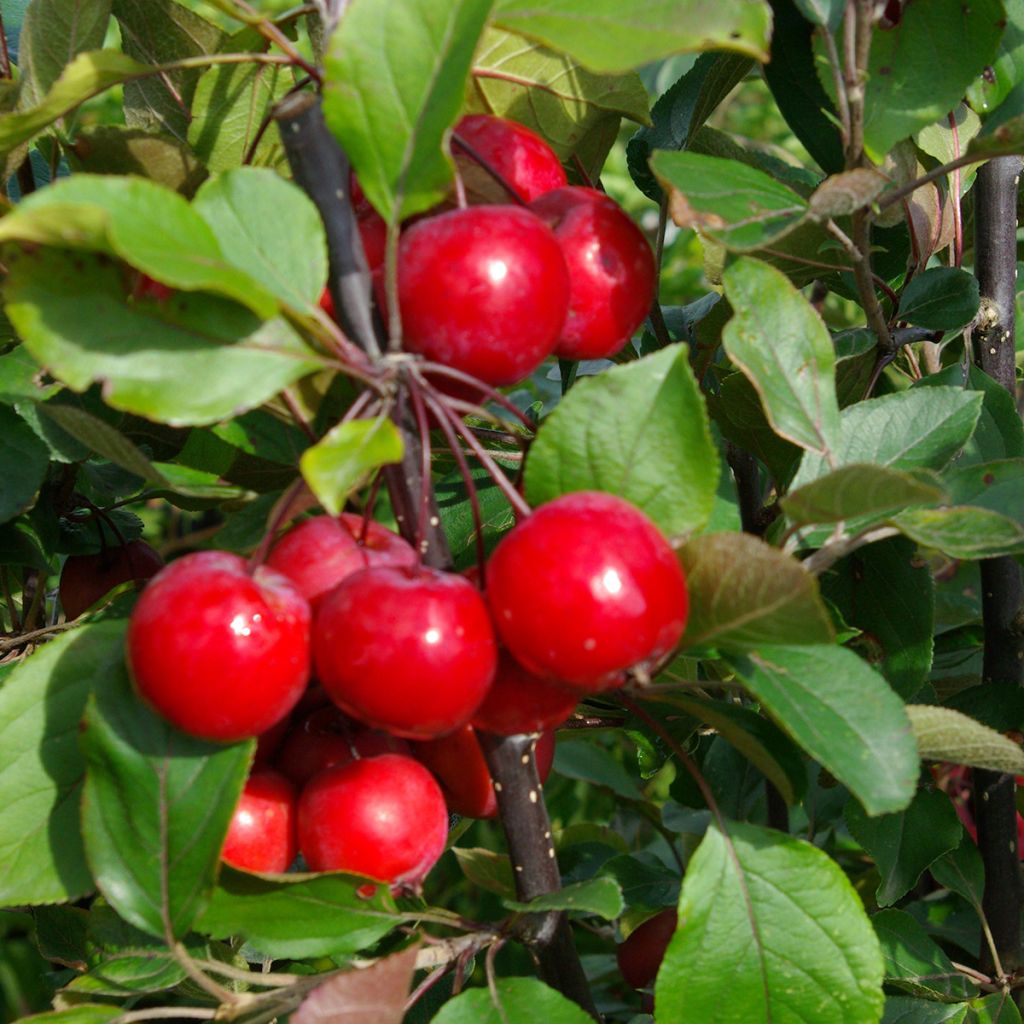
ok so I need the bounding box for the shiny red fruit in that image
[267,513,416,608]
[222,768,297,873]
[471,652,580,735]
[126,551,311,741]
[297,753,448,885]
[414,725,556,819]
[487,493,688,689]
[531,187,656,360]
[133,273,174,303]
[275,706,409,787]
[398,205,569,386]
[314,565,497,738]
[617,909,678,990]
[453,114,567,203]
[60,540,164,619]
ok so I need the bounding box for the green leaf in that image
[655,821,884,1022]
[323,0,493,223]
[783,464,946,526]
[17,1009,122,1024]
[80,653,252,939]
[525,345,719,537]
[0,624,127,906]
[299,417,404,517]
[35,403,167,484]
[897,268,980,332]
[653,152,809,251]
[677,532,835,651]
[451,847,515,897]
[647,692,807,804]
[930,839,985,912]
[905,705,1024,774]
[947,460,1024,523]
[468,26,650,180]
[432,977,596,1024]
[493,0,772,71]
[873,908,977,1000]
[627,52,752,202]
[722,256,841,458]
[193,168,327,312]
[916,365,1024,466]
[791,388,984,488]
[793,0,842,29]
[0,50,151,159]
[846,789,963,906]
[883,999,968,1024]
[4,249,322,427]
[196,866,399,958]
[970,993,1023,1023]
[65,126,208,196]
[730,644,917,815]
[820,537,934,700]
[504,877,624,918]
[16,0,112,109]
[967,0,1024,113]
[188,48,292,173]
[553,739,645,801]
[860,0,1005,162]
[0,405,50,525]
[600,853,679,911]
[114,0,225,144]
[0,174,277,319]
[890,506,1024,559]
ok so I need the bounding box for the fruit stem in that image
[477,732,600,1019]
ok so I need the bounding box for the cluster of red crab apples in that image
[123,115,686,890]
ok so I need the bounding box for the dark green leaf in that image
[647,692,807,804]
[897,268,980,331]
[323,0,493,223]
[873,908,977,1000]
[722,257,841,456]
[0,405,49,524]
[967,0,1024,114]
[820,537,934,700]
[882,997,968,1023]
[655,821,884,1022]
[451,847,515,897]
[553,739,645,801]
[653,152,809,251]
[432,977,595,1024]
[114,0,225,143]
[970,992,1024,1023]
[80,656,252,939]
[677,532,834,651]
[627,52,752,201]
[493,0,773,71]
[17,1009,121,1024]
[600,854,680,911]
[196,866,399,958]
[504,877,624,918]
[947,460,1024,523]
[525,345,719,537]
[0,624,127,906]
[860,0,1004,162]
[730,644,917,815]
[4,249,322,427]
[930,839,985,912]
[783,464,946,526]
[192,168,327,312]
[846,789,963,906]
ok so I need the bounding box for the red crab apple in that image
[530,186,656,360]
[314,564,498,738]
[452,113,567,203]
[486,492,688,689]
[297,753,448,885]
[398,205,570,386]
[60,539,164,619]
[275,706,410,786]
[126,551,311,741]
[222,768,297,873]
[471,652,582,735]
[617,908,678,990]
[413,725,556,819]
[267,512,416,608]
